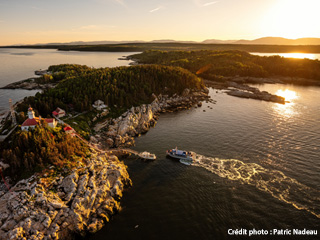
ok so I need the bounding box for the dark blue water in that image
[88,85,319,240]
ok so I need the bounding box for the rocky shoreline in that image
[226,82,285,104]
[0,152,131,240]
[91,88,210,149]
[1,78,55,90]
[204,80,285,104]
[0,72,298,105]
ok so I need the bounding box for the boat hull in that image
[166,150,193,161]
[138,152,156,161]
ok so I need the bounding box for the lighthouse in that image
[21,106,57,131]
[27,107,36,119]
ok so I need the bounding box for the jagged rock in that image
[50,200,66,209]
[8,227,24,240]
[90,136,98,144]
[101,90,209,148]
[226,89,285,104]
[1,219,17,231]
[0,154,131,240]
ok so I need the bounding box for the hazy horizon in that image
[1,0,320,46]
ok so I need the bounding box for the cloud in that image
[203,1,219,7]
[149,7,163,13]
[194,0,219,7]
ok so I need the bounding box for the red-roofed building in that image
[21,118,38,129]
[64,126,75,136]
[21,107,57,131]
[52,107,66,118]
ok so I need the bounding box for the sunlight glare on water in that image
[276,89,298,102]
[282,53,317,59]
[250,52,320,60]
[273,89,299,118]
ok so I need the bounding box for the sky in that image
[0,0,320,45]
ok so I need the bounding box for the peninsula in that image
[0,63,208,239]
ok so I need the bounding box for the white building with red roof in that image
[52,107,66,118]
[64,126,75,136]
[21,107,57,131]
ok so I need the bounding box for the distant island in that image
[129,50,320,84]
[2,37,320,53]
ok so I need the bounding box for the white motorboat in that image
[166,147,194,161]
[138,151,156,160]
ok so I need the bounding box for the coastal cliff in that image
[93,88,210,148]
[0,153,131,240]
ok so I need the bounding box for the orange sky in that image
[0,0,319,45]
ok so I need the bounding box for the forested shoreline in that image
[1,126,89,179]
[17,64,204,116]
[129,50,320,85]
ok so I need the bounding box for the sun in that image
[260,0,320,39]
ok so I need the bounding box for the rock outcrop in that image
[96,88,209,148]
[226,82,285,104]
[1,78,56,90]
[204,80,285,104]
[0,153,131,240]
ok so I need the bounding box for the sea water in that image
[87,85,320,240]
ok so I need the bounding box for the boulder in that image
[181,88,190,97]
[106,138,114,147]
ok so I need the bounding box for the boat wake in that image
[189,154,320,218]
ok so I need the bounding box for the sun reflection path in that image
[274,89,299,118]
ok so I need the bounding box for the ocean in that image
[86,84,319,240]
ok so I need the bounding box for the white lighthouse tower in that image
[27,107,35,119]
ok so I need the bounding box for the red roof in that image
[22,118,39,126]
[55,108,65,114]
[64,126,73,131]
[22,117,54,127]
[45,119,54,123]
